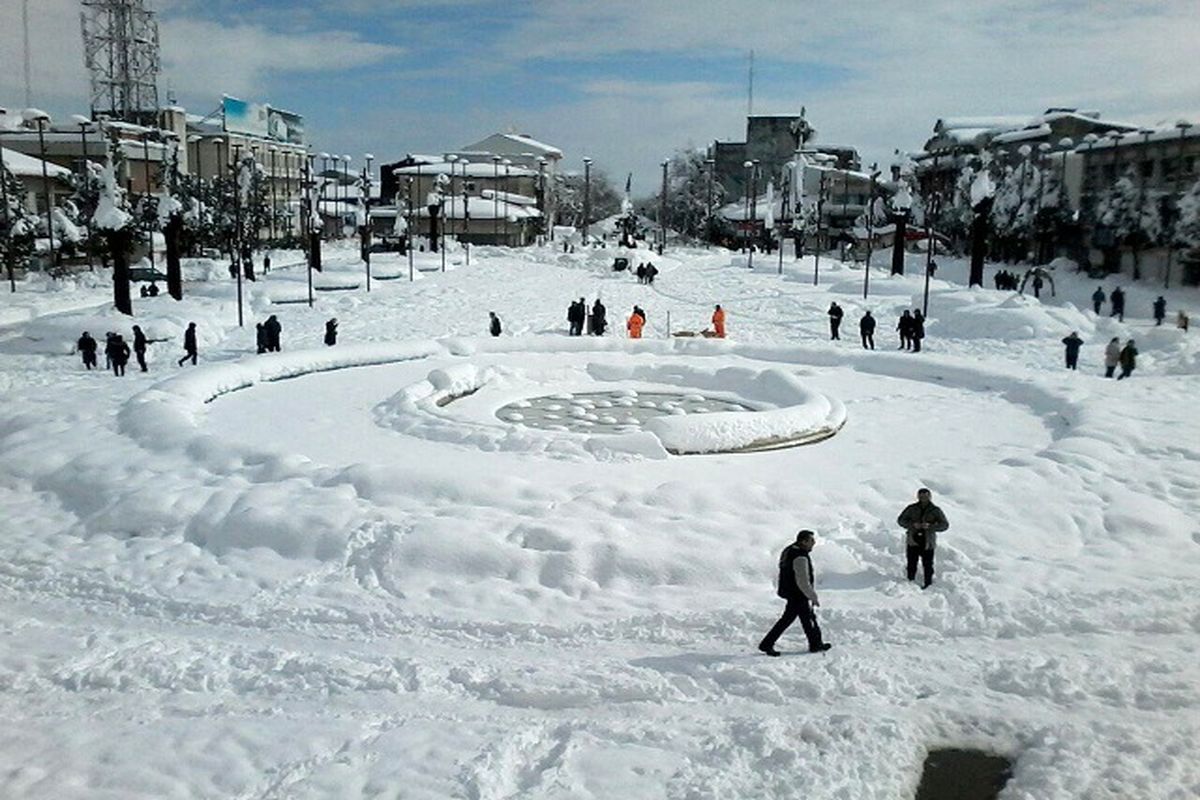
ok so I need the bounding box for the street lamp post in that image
[742,160,753,257]
[24,109,56,272]
[537,156,547,241]
[0,125,13,291]
[1165,120,1193,288]
[659,158,668,255]
[362,152,374,289]
[446,154,458,240]
[491,155,501,242]
[406,176,414,281]
[780,160,795,275]
[814,169,827,286]
[582,157,593,244]
[231,141,245,326]
[342,154,352,239]
[459,159,470,259]
[502,158,512,246]
[72,114,95,269]
[268,146,278,245]
[863,164,880,300]
[704,157,714,248]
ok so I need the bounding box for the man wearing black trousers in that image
[897,488,950,588]
[758,530,832,656]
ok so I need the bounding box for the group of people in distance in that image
[827,303,925,352]
[566,298,608,336]
[634,263,658,284]
[76,327,166,376]
[1060,332,1138,378]
[759,488,949,656]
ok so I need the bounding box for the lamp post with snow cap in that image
[502,158,512,246]
[447,154,458,238]
[72,114,96,268]
[704,157,715,248]
[537,156,547,240]
[361,153,374,290]
[342,154,352,238]
[862,164,881,300]
[1165,120,1193,288]
[659,158,668,255]
[0,109,12,291]
[491,155,501,242]
[23,109,56,272]
[268,146,278,244]
[582,157,593,245]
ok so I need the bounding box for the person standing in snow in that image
[1153,296,1167,326]
[1110,287,1125,322]
[177,322,198,367]
[324,318,338,346]
[635,263,646,284]
[1117,340,1138,380]
[897,488,950,589]
[859,310,876,350]
[591,299,607,335]
[645,263,658,284]
[76,332,98,370]
[1092,286,1106,315]
[255,323,267,354]
[1061,331,1084,370]
[828,302,844,340]
[712,304,726,338]
[1178,310,1190,332]
[897,310,913,350]
[758,529,832,656]
[104,332,116,371]
[489,312,502,337]
[107,333,130,377]
[627,307,645,339]
[264,315,282,352]
[1103,337,1121,378]
[911,310,926,352]
[132,325,150,372]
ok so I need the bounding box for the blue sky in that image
[4,0,1198,194]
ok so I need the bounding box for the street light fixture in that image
[22,108,56,272]
[459,159,470,264]
[582,157,593,245]
[492,155,501,242]
[268,145,278,244]
[659,158,668,255]
[72,114,95,269]
[446,154,458,239]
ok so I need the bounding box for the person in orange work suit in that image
[627,306,645,339]
[712,304,726,338]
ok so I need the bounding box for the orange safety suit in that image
[712,307,726,338]
[627,313,644,339]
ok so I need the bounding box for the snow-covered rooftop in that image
[393,162,538,179]
[1,146,72,179]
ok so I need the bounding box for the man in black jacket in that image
[828,302,844,340]
[897,488,950,588]
[859,310,876,350]
[758,530,832,656]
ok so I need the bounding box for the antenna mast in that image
[80,0,161,123]
[747,49,754,116]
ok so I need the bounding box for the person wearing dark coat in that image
[324,318,338,346]
[1153,296,1167,326]
[148,283,159,297]
[77,332,98,370]
[1110,287,1125,322]
[1117,340,1138,380]
[758,529,832,656]
[567,299,585,335]
[897,488,950,588]
[645,263,657,284]
[132,325,149,372]
[1092,286,1106,315]
[635,263,646,284]
[1061,331,1084,370]
[255,323,267,354]
[859,311,876,350]
[828,302,844,340]
[911,310,926,352]
[107,334,131,376]
[591,299,607,336]
[263,315,282,352]
[489,312,502,337]
[897,310,913,350]
[177,322,198,366]
[104,332,116,370]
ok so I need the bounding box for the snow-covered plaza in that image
[1,244,1199,798]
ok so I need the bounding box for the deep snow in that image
[1,241,1198,799]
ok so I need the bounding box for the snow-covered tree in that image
[662,148,726,241]
[93,143,135,314]
[1174,177,1200,248]
[1,159,38,278]
[553,169,620,228]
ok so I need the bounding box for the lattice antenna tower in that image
[80,0,161,123]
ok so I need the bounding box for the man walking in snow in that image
[828,302,844,340]
[177,322,198,367]
[859,310,876,350]
[1061,331,1083,370]
[712,304,726,338]
[1110,287,1125,322]
[1153,296,1167,326]
[1104,337,1121,378]
[758,529,832,656]
[1117,340,1138,380]
[489,312,502,337]
[1092,286,1106,315]
[591,299,607,335]
[897,488,949,589]
[76,331,98,370]
[263,315,282,352]
[911,310,926,352]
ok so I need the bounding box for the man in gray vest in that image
[897,488,950,588]
[758,530,832,656]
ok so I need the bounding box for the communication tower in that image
[80,0,161,123]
